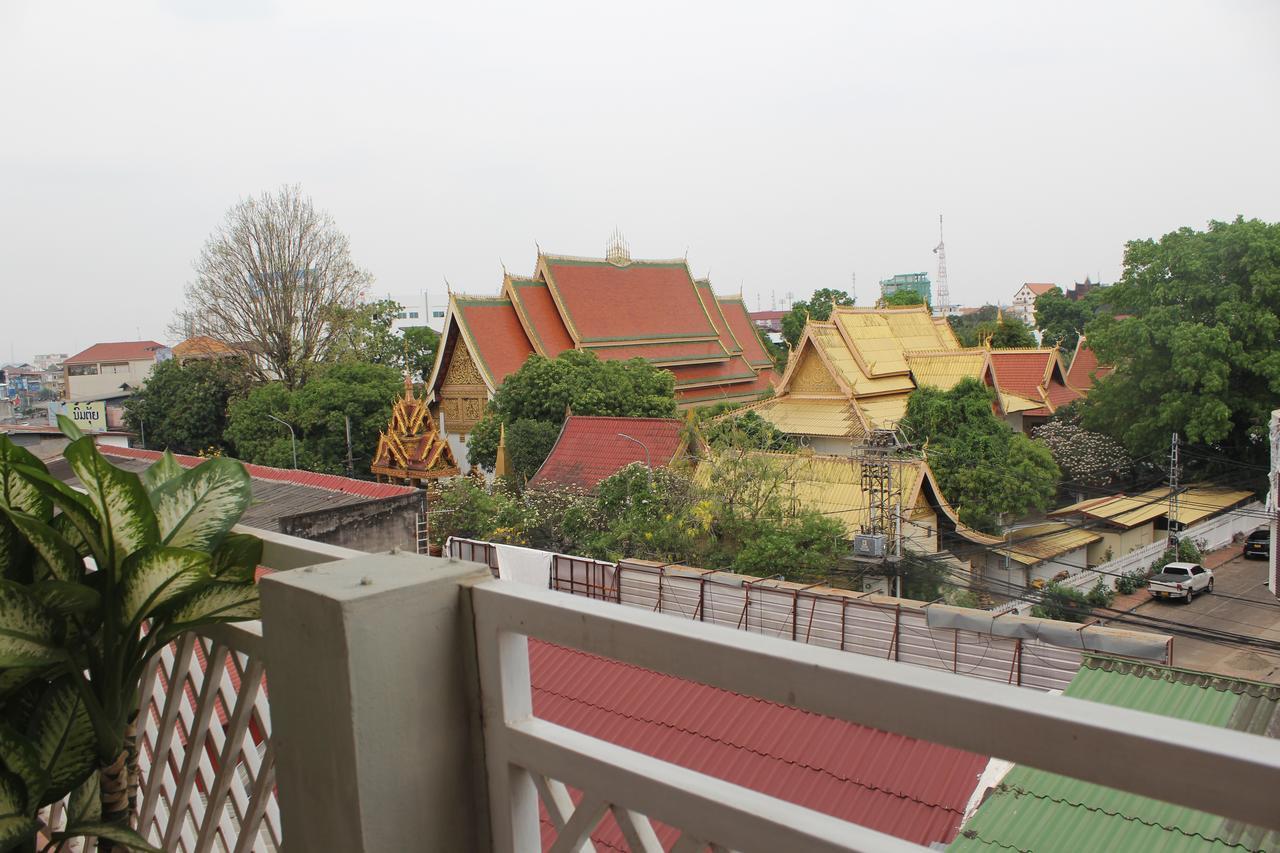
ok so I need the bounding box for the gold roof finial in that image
[495,422,512,478]
[605,228,631,266]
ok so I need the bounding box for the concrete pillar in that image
[260,552,494,851]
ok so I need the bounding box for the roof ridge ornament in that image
[605,227,631,267]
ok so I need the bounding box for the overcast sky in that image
[3,0,1278,362]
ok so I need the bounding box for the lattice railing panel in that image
[134,627,279,852]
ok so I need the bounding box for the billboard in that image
[69,400,108,432]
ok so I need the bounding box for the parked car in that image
[1148,562,1214,603]
[1244,527,1271,560]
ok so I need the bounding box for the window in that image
[1191,566,1204,575]
[408,311,419,319]
[432,309,445,318]
[68,364,99,376]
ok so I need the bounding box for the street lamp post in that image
[616,432,652,485]
[268,413,298,469]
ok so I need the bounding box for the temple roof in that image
[1066,337,1113,390]
[371,377,459,481]
[528,415,688,491]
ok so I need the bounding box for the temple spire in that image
[495,423,512,478]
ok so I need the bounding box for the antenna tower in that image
[1167,433,1181,546]
[933,214,951,318]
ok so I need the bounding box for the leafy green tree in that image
[703,410,795,451]
[1082,217,1280,476]
[1031,582,1090,622]
[403,325,440,382]
[468,350,678,474]
[728,512,844,581]
[883,289,926,307]
[947,305,999,347]
[900,378,1060,531]
[781,288,855,348]
[331,300,441,381]
[1032,287,1086,352]
[123,357,252,455]
[225,362,403,474]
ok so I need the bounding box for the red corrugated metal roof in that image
[530,640,988,849]
[543,259,718,343]
[528,416,686,491]
[65,340,166,364]
[97,445,418,499]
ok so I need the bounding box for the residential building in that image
[382,290,449,333]
[62,340,167,401]
[528,415,691,491]
[33,352,68,370]
[984,522,1100,590]
[879,272,932,305]
[952,654,1280,852]
[1009,282,1058,327]
[425,248,775,472]
[0,363,44,401]
[748,309,788,345]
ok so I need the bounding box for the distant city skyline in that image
[3,0,1278,362]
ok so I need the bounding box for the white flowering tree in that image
[1032,418,1133,495]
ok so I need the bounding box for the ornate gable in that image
[789,346,842,394]
[372,377,460,484]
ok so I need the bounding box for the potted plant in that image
[0,417,261,851]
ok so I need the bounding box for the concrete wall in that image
[66,358,156,400]
[278,491,423,553]
[1088,523,1154,567]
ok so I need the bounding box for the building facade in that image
[381,290,450,333]
[62,340,167,401]
[1010,282,1058,327]
[879,272,932,306]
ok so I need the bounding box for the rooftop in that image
[528,416,688,491]
[64,340,167,364]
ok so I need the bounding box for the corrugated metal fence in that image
[445,538,1175,691]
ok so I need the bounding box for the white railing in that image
[471,577,1280,851]
[993,502,1265,614]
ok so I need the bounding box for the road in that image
[1119,549,1280,684]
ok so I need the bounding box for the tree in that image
[1082,217,1280,475]
[781,288,855,348]
[900,378,1060,531]
[467,350,678,476]
[1033,287,1086,353]
[1032,414,1132,493]
[330,299,405,367]
[883,289,926,307]
[123,357,251,455]
[173,185,372,389]
[225,362,403,474]
[947,305,999,347]
[703,410,795,451]
[403,325,441,382]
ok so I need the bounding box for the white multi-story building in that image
[33,353,68,370]
[382,290,449,333]
[1009,282,1058,328]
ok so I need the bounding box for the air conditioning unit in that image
[853,534,886,558]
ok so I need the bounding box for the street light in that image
[616,432,652,485]
[268,414,298,469]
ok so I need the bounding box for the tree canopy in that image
[882,289,926,307]
[467,350,678,480]
[1034,286,1112,355]
[224,361,403,474]
[173,185,372,389]
[123,357,252,455]
[1082,217,1280,475]
[780,288,854,348]
[330,299,441,381]
[900,378,1060,531]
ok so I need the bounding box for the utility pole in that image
[1167,432,1181,548]
[345,415,355,478]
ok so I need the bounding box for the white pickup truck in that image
[1148,562,1214,602]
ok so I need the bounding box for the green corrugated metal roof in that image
[951,657,1280,853]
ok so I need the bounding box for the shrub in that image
[1151,538,1203,574]
[1085,579,1115,608]
[1031,582,1091,623]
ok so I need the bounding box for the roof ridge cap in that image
[541,252,689,266]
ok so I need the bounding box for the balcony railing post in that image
[260,552,493,852]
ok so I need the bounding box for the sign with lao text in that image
[69,400,107,432]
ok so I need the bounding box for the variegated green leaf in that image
[54,820,161,852]
[30,580,99,616]
[67,770,100,825]
[157,581,259,644]
[64,437,158,566]
[0,720,49,810]
[0,582,62,667]
[0,437,52,520]
[141,450,185,496]
[56,414,85,442]
[0,814,39,850]
[152,458,251,552]
[211,532,263,581]
[52,511,92,559]
[122,547,211,626]
[0,509,81,583]
[13,465,106,568]
[29,678,96,803]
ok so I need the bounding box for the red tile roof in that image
[97,445,418,499]
[668,355,759,386]
[676,368,775,404]
[455,299,536,386]
[718,297,774,368]
[988,350,1052,400]
[1066,341,1113,390]
[543,259,718,343]
[1022,283,1058,296]
[508,280,574,357]
[528,416,686,491]
[694,281,740,356]
[65,341,166,364]
[531,640,988,849]
[590,339,730,365]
